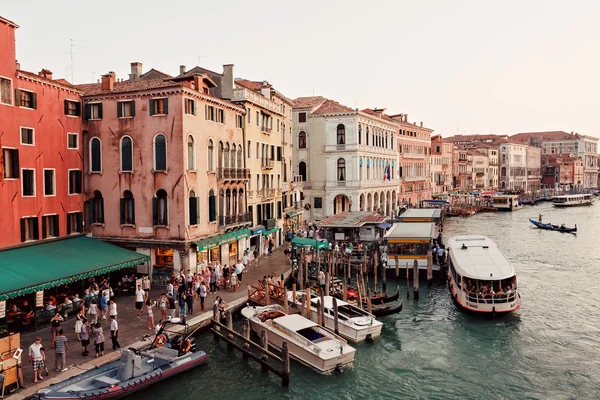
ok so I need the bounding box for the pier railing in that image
[465,291,517,304]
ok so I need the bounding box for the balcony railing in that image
[403,153,425,159]
[336,144,346,150]
[261,125,272,134]
[260,188,276,199]
[337,181,347,187]
[217,167,250,181]
[261,159,274,170]
[231,87,282,115]
[218,212,252,227]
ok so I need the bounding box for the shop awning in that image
[0,236,150,301]
[378,222,392,230]
[290,237,329,250]
[195,228,251,252]
[285,209,302,218]
[250,226,266,235]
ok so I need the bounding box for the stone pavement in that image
[9,247,291,399]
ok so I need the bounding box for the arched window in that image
[208,189,217,222]
[218,190,225,224]
[188,190,199,225]
[120,136,133,172]
[91,190,104,224]
[208,139,214,171]
[218,141,224,169]
[299,161,307,181]
[237,145,243,169]
[90,137,102,173]
[366,127,370,146]
[298,131,307,149]
[154,134,167,171]
[385,133,388,149]
[501,167,507,177]
[232,189,238,215]
[358,124,362,144]
[120,190,135,225]
[337,158,346,181]
[337,124,345,145]
[224,143,230,168]
[187,135,195,170]
[282,159,287,182]
[230,145,236,169]
[153,189,168,226]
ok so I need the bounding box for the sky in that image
[3,0,600,137]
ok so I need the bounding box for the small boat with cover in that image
[529,218,577,233]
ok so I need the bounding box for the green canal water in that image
[129,202,600,399]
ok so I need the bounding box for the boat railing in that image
[465,291,517,304]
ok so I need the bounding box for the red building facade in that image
[0,16,83,248]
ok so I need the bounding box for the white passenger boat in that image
[446,235,522,314]
[288,292,383,342]
[241,305,355,374]
[491,195,523,211]
[552,194,593,207]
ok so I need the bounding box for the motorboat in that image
[333,287,400,305]
[241,305,355,374]
[447,235,522,315]
[288,292,383,342]
[491,195,523,211]
[552,194,593,207]
[528,218,577,233]
[36,319,208,399]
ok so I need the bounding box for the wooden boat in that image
[552,194,593,207]
[37,319,208,399]
[241,305,355,374]
[529,218,577,233]
[334,287,400,305]
[369,301,403,318]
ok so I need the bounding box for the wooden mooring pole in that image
[342,257,348,302]
[306,288,312,319]
[395,255,400,279]
[366,287,373,315]
[298,248,304,290]
[427,250,433,287]
[319,287,326,327]
[281,342,290,387]
[413,259,420,300]
[382,250,387,292]
[406,262,410,299]
[332,296,340,335]
[292,283,297,305]
[260,329,269,369]
[226,311,234,348]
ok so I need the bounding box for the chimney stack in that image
[101,71,116,91]
[129,62,142,81]
[38,69,53,80]
[180,65,186,75]
[15,60,20,70]
[420,122,423,127]
[221,64,235,100]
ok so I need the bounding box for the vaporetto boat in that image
[446,235,522,314]
[552,194,593,207]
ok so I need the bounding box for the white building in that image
[498,141,527,190]
[470,151,490,189]
[292,97,400,221]
[475,146,499,190]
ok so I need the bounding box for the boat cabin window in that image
[493,197,509,205]
[338,305,365,318]
[448,259,461,289]
[298,327,325,342]
[388,242,429,256]
[462,276,518,304]
[553,197,567,203]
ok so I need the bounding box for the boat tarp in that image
[290,237,329,250]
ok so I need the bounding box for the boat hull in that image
[305,308,382,342]
[448,275,521,315]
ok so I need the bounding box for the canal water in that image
[129,202,600,400]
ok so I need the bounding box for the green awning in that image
[264,227,280,236]
[0,236,150,301]
[290,237,329,250]
[195,228,251,252]
[285,209,302,218]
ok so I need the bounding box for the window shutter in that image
[88,198,95,225]
[209,196,216,222]
[191,100,195,115]
[84,103,91,120]
[20,219,26,242]
[120,198,125,224]
[54,215,59,236]
[205,104,209,120]
[76,171,83,193]
[12,149,20,178]
[196,197,200,224]
[152,197,158,225]
[188,197,196,225]
[76,213,83,232]
[32,217,39,240]
[131,198,136,224]
[277,146,282,161]
[98,103,103,119]
[66,214,72,235]
[64,100,69,115]
[163,98,169,115]
[31,92,37,109]
[42,217,47,239]
[149,99,155,116]
[14,89,21,106]
[75,102,82,116]
[117,102,122,118]
[130,100,136,117]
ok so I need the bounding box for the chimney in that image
[101,71,116,91]
[260,81,271,98]
[404,114,408,123]
[420,122,423,127]
[15,60,20,70]
[129,62,142,81]
[221,64,235,100]
[193,75,201,91]
[180,65,186,75]
[38,69,53,80]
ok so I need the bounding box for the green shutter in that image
[31,92,37,109]
[130,100,136,117]
[120,198,125,224]
[117,102,122,118]
[42,216,47,239]
[98,103,103,119]
[149,99,155,116]
[84,104,91,120]
[163,98,169,115]
[152,197,158,225]
[32,217,39,240]
[20,219,26,242]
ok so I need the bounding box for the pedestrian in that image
[99,290,108,320]
[29,337,45,383]
[209,268,217,294]
[186,287,194,315]
[167,293,176,319]
[437,245,445,265]
[142,275,151,299]
[158,293,167,321]
[199,281,207,311]
[108,299,118,320]
[242,252,249,270]
[193,276,200,303]
[50,312,63,348]
[253,248,259,267]
[178,292,187,320]
[110,315,120,350]
[318,269,326,292]
[145,298,155,329]
[135,285,145,317]
[88,298,98,325]
[230,271,238,292]
[235,260,245,284]
[268,239,274,255]
[80,318,90,356]
[166,280,174,298]
[54,329,68,372]
[74,308,84,341]
[93,322,105,358]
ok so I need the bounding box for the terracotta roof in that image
[361,108,395,122]
[446,134,508,143]
[511,131,580,142]
[17,70,78,91]
[76,78,180,96]
[236,79,265,91]
[0,16,19,28]
[175,66,217,80]
[292,96,327,109]
[312,99,355,115]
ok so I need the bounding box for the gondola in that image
[334,287,400,305]
[529,218,577,233]
[368,301,403,318]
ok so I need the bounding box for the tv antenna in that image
[66,39,84,83]
[197,55,207,65]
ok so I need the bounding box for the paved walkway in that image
[10,248,291,399]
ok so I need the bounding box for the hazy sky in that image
[4,1,600,137]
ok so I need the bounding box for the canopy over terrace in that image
[0,235,150,301]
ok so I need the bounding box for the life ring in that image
[154,334,167,347]
[179,338,191,353]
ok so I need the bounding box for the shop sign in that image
[0,301,5,318]
[35,291,44,308]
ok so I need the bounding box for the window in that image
[247,140,251,158]
[153,189,168,226]
[299,161,307,181]
[90,190,104,224]
[68,133,78,149]
[119,190,135,225]
[43,169,55,196]
[358,124,362,144]
[256,111,259,126]
[208,139,214,171]
[337,158,346,181]
[246,107,251,123]
[149,98,168,115]
[68,170,83,194]
[206,105,215,121]
[90,137,101,172]
[66,212,83,234]
[42,215,59,239]
[64,100,81,116]
[298,112,307,123]
[337,124,346,145]
[189,191,199,225]
[314,197,322,209]
[237,115,243,128]
[154,134,167,171]
[256,143,259,159]
[217,109,225,124]
[185,98,195,115]
[277,146,282,161]
[119,136,133,172]
[2,148,19,178]
[16,89,36,109]
[20,217,39,242]
[20,127,34,145]
[22,169,35,196]
[84,103,103,120]
[117,100,135,118]
[277,201,282,219]
[187,135,195,170]
[208,189,217,222]
[0,77,12,105]
[298,131,307,149]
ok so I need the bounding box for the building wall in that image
[395,119,432,204]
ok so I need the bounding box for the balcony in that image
[259,188,276,200]
[282,182,290,192]
[231,87,282,115]
[403,153,425,159]
[261,158,275,170]
[261,125,272,134]
[337,181,347,187]
[291,175,304,190]
[217,167,250,181]
[403,176,428,182]
[218,212,252,228]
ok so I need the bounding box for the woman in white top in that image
[108,300,118,319]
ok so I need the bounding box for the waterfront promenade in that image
[9,248,291,399]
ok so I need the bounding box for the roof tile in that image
[292,96,327,109]
[312,99,355,115]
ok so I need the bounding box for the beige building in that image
[430,135,453,195]
[470,151,490,189]
[475,146,499,190]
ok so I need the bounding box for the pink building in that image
[79,64,249,279]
